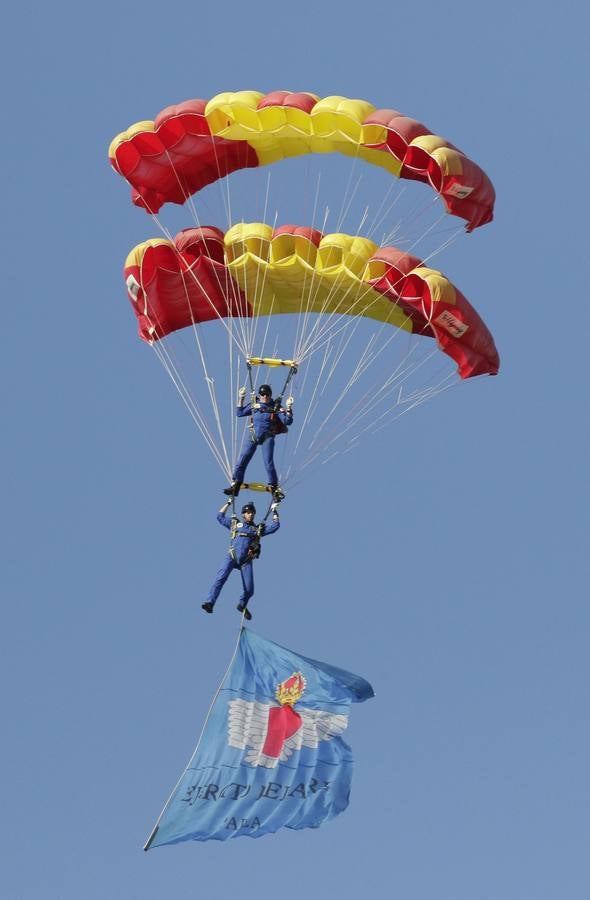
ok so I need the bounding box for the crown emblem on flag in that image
[275,672,306,706]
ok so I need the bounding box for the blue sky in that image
[2,2,589,898]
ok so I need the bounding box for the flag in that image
[145,628,374,847]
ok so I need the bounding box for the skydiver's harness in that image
[245,363,297,445]
[228,517,268,566]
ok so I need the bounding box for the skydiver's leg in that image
[237,562,254,606]
[205,556,235,606]
[232,437,258,484]
[262,437,278,486]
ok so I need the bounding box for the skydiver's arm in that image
[236,403,252,418]
[217,505,234,529]
[279,397,294,425]
[277,409,293,426]
[262,515,280,536]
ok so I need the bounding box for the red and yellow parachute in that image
[124,222,498,379]
[110,90,499,484]
[109,90,495,231]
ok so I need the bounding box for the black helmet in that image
[258,384,272,397]
[241,502,256,515]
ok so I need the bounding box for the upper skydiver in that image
[224,384,293,502]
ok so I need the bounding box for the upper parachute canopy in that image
[109,91,495,231]
[124,222,499,379]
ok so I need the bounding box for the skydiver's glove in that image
[237,385,247,406]
[270,501,280,512]
[286,396,294,411]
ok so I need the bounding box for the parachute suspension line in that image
[379,192,441,249]
[335,169,365,236]
[334,139,365,235]
[367,369,458,438]
[309,348,425,456]
[292,328,355,462]
[292,340,338,457]
[292,257,359,363]
[294,179,423,362]
[207,129,234,229]
[229,326,241,470]
[294,326,376,460]
[292,183,400,362]
[152,152,254,362]
[323,341,438,441]
[289,338,447,482]
[241,205,279,359]
[292,197,379,363]
[157,147,251,352]
[299,345,445,469]
[181,273,233,478]
[414,224,463,270]
[150,340,231,478]
[291,203,332,364]
[392,209,449,260]
[308,331,381,446]
[291,175,327,361]
[258,296,279,361]
[291,147,394,363]
[143,621,246,853]
[157,145,256,374]
[294,159,370,366]
[366,181,408,244]
[161,145,204,233]
[295,275,401,362]
[143,208,249,358]
[129,256,231,475]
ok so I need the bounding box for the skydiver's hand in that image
[286,396,294,411]
[270,501,279,511]
[272,512,279,522]
[237,386,247,404]
[252,402,261,410]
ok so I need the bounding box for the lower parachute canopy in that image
[124,222,499,379]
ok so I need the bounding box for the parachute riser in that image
[246,358,297,405]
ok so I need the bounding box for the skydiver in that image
[201,499,280,621]
[223,384,293,501]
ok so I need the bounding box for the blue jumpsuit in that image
[205,511,280,609]
[233,401,293,486]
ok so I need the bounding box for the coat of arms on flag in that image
[228,672,349,769]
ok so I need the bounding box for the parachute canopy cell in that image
[124,223,499,379]
[109,91,495,231]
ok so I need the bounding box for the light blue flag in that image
[145,628,374,847]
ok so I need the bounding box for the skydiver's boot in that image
[223,481,241,497]
[237,602,252,621]
[202,601,214,614]
[268,484,285,502]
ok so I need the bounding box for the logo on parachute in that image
[446,183,474,200]
[228,671,348,769]
[434,310,470,339]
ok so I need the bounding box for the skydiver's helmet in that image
[258,384,272,399]
[241,502,256,515]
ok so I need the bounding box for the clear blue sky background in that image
[2,2,589,898]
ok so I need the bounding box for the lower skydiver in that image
[202,499,280,621]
